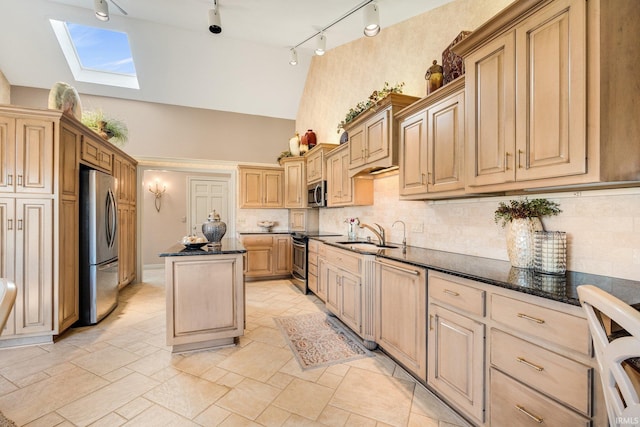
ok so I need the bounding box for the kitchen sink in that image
[335,241,398,250]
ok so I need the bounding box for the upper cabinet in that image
[238,165,284,208]
[343,93,419,177]
[326,143,373,207]
[0,116,54,194]
[454,0,640,193]
[281,156,306,208]
[305,143,336,185]
[397,77,466,199]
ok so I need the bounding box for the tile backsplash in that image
[320,174,640,281]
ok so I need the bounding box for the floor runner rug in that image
[0,411,16,427]
[274,312,373,370]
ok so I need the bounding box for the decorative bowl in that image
[257,221,275,232]
[182,242,208,250]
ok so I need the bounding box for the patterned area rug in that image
[274,312,373,370]
[0,411,16,427]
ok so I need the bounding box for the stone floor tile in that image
[255,405,291,427]
[88,411,127,427]
[143,372,229,419]
[216,377,281,420]
[193,404,231,426]
[121,404,199,426]
[217,341,292,382]
[115,397,153,420]
[272,377,334,421]
[345,412,377,426]
[71,346,140,376]
[23,412,66,427]
[218,413,263,427]
[317,405,350,427]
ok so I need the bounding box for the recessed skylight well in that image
[50,19,139,89]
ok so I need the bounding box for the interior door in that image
[188,178,231,237]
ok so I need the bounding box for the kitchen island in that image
[159,239,246,353]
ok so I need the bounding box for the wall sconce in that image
[148,181,166,212]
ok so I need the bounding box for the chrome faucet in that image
[359,222,385,246]
[393,220,406,250]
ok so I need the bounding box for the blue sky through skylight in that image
[66,23,136,76]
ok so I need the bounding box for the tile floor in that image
[0,269,470,427]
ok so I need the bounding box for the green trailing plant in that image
[337,82,405,133]
[81,109,129,147]
[494,198,562,227]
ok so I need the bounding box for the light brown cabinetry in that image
[375,259,427,381]
[0,116,54,194]
[305,143,335,185]
[240,234,291,280]
[113,153,137,288]
[428,271,486,424]
[323,247,362,334]
[238,166,284,208]
[81,133,114,173]
[288,209,319,232]
[343,93,419,177]
[281,157,306,208]
[326,144,373,207]
[455,0,640,192]
[0,106,138,347]
[307,239,322,299]
[397,78,466,199]
[165,252,244,353]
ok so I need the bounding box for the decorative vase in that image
[202,210,227,247]
[425,60,444,95]
[303,129,317,150]
[348,223,357,241]
[506,218,543,268]
[289,133,300,156]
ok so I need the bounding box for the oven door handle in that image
[292,242,306,250]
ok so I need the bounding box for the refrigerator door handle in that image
[105,188,117,249]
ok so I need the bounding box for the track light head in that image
[315,34,326,56]
[208,1,222,34]
[289,49,298,66]
[94,0,109,22]
[363,3,380,37]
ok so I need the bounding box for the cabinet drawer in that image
[491,294,590,355]
[241,235,273,247]
[308,262,317,276]
[491,329,592,414]
[308,239,320,254]
[490,369,590,427]
[325,247,361,275]
[308,253,318,267]
[317,243,326,258]
[428,273,485,317]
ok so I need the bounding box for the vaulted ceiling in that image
[1,0,453,119]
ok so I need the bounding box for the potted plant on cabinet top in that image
[494,198,562,268]
[81,109,129,147]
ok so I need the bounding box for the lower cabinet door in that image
[324,264,341,317]
[428,303,485,423]
[339,270,361,334]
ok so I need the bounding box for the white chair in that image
[0,278,17,333]
[578,285,640,426]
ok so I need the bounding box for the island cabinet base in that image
[165,253,245,353]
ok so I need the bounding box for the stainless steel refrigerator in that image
[78,168,119,325]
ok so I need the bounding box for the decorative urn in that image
[202,210,227,247]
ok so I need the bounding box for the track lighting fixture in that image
[363,3,380,37]
[208,0,222,34]
[94,0,109,21]
[289,49,298,66]
[288,1,381,65]
[315,33,326,56]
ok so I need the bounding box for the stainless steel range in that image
[291,231,340,294]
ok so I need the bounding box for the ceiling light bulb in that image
[289,49,298,66]
[208,1,222,34]
[315,34,326,56]
[94,0,109,22]
[363,3,380,37]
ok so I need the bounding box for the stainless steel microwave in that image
[307,181,327,208]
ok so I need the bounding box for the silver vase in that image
[202,210,227,247]
[506,218,543,268]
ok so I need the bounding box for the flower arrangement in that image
[344,217,360,226]
[494,198,562,227]
[337,82,405,133]
[81,109,129,147]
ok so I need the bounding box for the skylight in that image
[50,20,139,89]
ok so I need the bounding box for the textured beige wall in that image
[0,70,10,104]
[296,0,513,143]
[299,0,640,282]
[11,86,295,164]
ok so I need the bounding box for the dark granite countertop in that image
[159,238,246,257]
[314,235,640,308]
